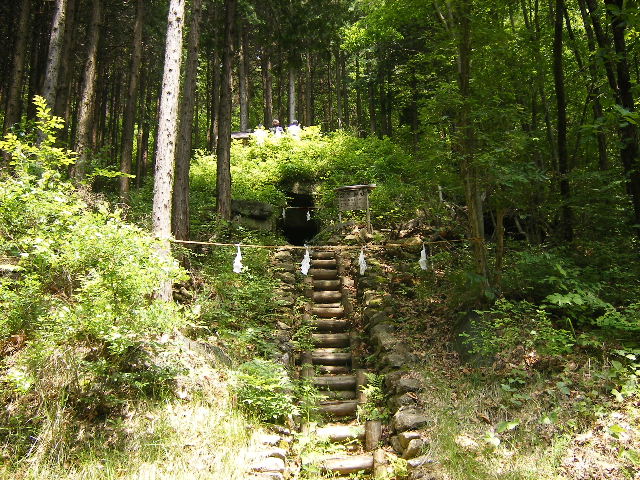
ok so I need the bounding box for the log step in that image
[319,389,357,400]
[313,291,343,303]
[312,350,351,366]
[309,269,339,280]
[313,279,341,290]
[312,251,335,260]
[313,375,357,391]
[312,333,350,348]
[313,302,342,309]
[311,259,337,269]
[312,306,344,318]
[312,318,350,332]
[315,424,365,443]
[320,400,358,417]
[321,455,374,475]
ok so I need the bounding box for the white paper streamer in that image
[282,208,286,220]
[306,210,311,222]
[419,244,428,270]
[233,244,244,273]
[301,246,311,275]
[358,249,367,275]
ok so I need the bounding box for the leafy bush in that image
[235,359,297,424]
[0,98,187,446]
[463,299,575,359]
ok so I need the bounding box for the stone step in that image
[313,291,343,303]
[320,455,374,475]
[313,302,342,309]
[312,333,350,348]
[313,279,341,290]
[313,375,357,391]
[312,318,350,332]
[312,306,344,318]
[311,259,337,269]
[312,350,351,366]
[320,400,358,417]
[309,269,339,280]
[312,251,335,260]
[315,424,365,443]
[319,389,357,400]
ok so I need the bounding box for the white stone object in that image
[306,210,311,221]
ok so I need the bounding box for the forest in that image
[1,0,640,478]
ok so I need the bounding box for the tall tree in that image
[172,0,203,241]
[119,0,145,201]
[553,0,573,241]
[238,21,250,132]
[216,0,237,221]
[153,0,186,300]
[42,0,67,110]
[3,0,30,145]
[73,0,102,179]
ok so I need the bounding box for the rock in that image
[380,350,414,370]
[274,272,295,284]
[370,322,395,337]
[398,431,422,449]
[392,407,431,433]
[273,250,293,261]
[247,473,284,480]
[231,199,274,219]
[256,434,283,446]
[250,457,285,473]
[407,455,434,469]
[277,321,291,330]
[385,371,407,390]
[396,375,423,394]
[274,263,295,273]
[390,436,404,454]
[368,311,390,327]
[372,328,397,354]
[454,434,479,452]
[388,393,417,411]
[402,438,424,459]
[262,447,287,460]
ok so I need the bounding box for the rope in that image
[170,238,482,250]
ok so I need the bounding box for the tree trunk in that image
[289,63,297,124]
[153,0,186,301]
[3,0,30,141]
[73,0,101,179]
[336,50,343,128]
[454,0,489,287]
[355,56,363,136]
[604,0,640,233]
[42,0,67,110]
[209,46,220,150]
[306,53,314,125]
[54,0,76,121]
[576,0,608,170]
[238,21,249,132]
[553,0,573,242]
[172,0,203,241]
[119,0,145,201]
[262,49,273,127]
[216,0,236,221]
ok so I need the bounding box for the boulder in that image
[392,407,431,433]
[390,436,403,454]
[402,438,424,459]
[274,272,295,284]
[231,199,274,220]
[250,457,285,473]
[407,455,434,469]
[388,393,417,411]
[398,431,422,449]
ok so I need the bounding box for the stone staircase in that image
[300,250,381,478]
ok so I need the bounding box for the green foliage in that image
[463,299,575,359]
[357,373,388,421]
[0,100,188,460]
[234,359,297,424]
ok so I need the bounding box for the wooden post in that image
[356,369,368,403]
[365,190,372,234]
[301,351,314,379]
[365,420,382,451]
[373,448,388,479]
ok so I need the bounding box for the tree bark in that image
[42,0,67,110]
[262,48,273,127]
[553,0,573,242]
[73,0,102,179]
[119,0,145,201]
[153,0,186,300]
[289,63,297,124]
[454,0,489,287]
[172,0,203,241]
[604,0,640,233]
[54,0,76,122]
[3,0,30,141]
[238,20,249,132]
[216,0,236,221]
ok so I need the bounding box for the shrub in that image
[235,359,297,424]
